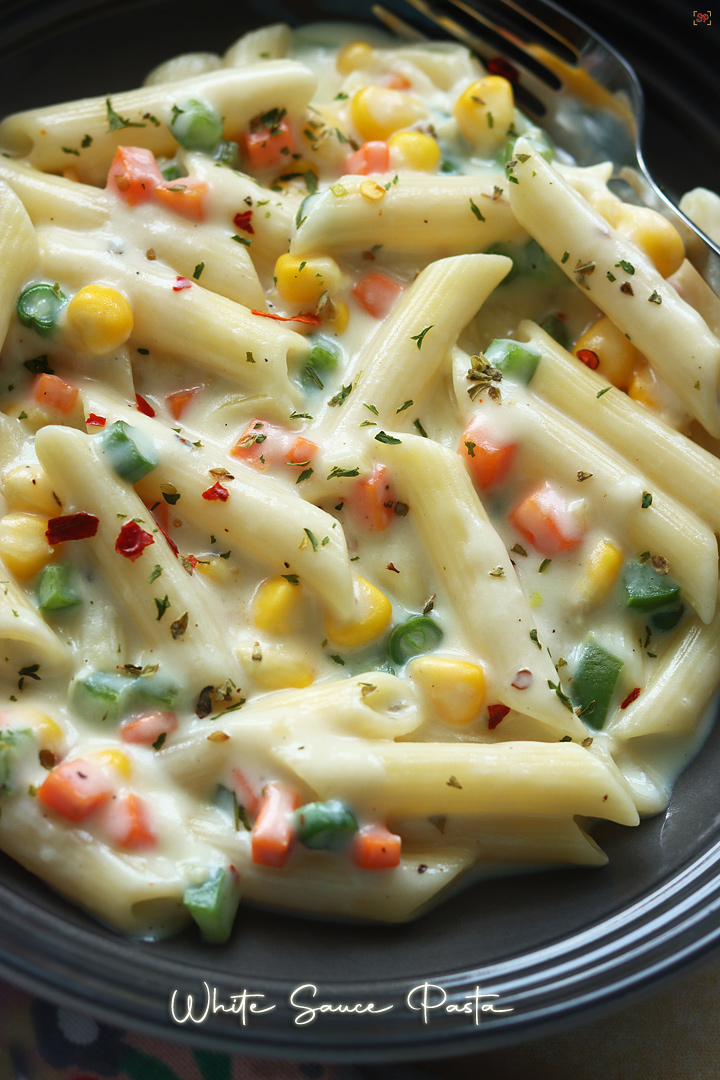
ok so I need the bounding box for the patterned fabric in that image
[0,979,402,1080]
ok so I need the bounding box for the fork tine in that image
[449,0,580,61]
[400,0,560,116]
[372,4,431,42]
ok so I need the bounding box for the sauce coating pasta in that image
[0,21,717,941]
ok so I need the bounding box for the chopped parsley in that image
[410,325,434,349]
[106,97,145,131]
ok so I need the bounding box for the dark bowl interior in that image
[0,0,719,1062]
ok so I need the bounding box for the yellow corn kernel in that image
[573,316,641,391]
[194,553,234,585]
[242,644,314,689]
[453,76,514,151]
[0,513,50,579]
[92,748,132,778]
[325,576,392,648]
[337,41,373,76]
[615,205,685,278]
[349,86,428,142]
[628,363,663,411]
[274,254,342,306]
[253,576,303,634]
[388,131,440,171]
[408,656,486,725]
[1,463,60,515]
[577,539,623,606]
[35,714,64,748]
[327,299,349,334]
[66,284,134,356]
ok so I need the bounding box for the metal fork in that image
[372,0,720,291]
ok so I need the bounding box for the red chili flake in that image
[511,669,533,690]
[202,482,229,502]
[115,520,154,561]
[86,413,106,427]
[135,393,156,417]
[488,703,510,729]
[251,309,322,326]
[620,687,641,710]
[487,56,519,82]
[173,277,193,292]
[46,513,99,544]
[577,349,599,370]
[158,523,179,558]
[186,554,199,569]
[233,209,255,234]
[386,562,400,573]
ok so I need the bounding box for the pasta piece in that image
[162,673,423,788]
[610,589,720,739]
[322,253,512,444]
[375,434,587,738]
[452,352,717,623]
[0,796,193,935]
[223,24,292,66]
[291,173,525,257]
[508,138,720,435]
[0,63,318,185]
[180,151,299,272]
[189,811,474,922]
[0,181,40,350]
[0,157,108,227]
[37,226,306,410]
[81,387,356,621]
[0,557,71,672]
[278,738,639,824]
[517,321,720,536]
[34,425,242,691]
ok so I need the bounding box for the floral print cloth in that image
[0,979,420,1080]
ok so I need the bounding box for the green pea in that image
[388,616,443,665]
[17,282,67,336]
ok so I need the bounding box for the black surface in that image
[0,0,718,1062]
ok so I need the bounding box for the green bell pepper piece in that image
[99,420,158,484]
[294,799,358,850]
[569,640,623,730]
[183,867,242,944]
[622,561,681,613]
[36,563,81,612]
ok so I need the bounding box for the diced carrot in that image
[231,768,261,817]
[383,74,412,90]
[251,782,300,868]
[353,273,404,319]
[154,178,208,221]
[346,140,390,175]
[351,824,401,869]
[166,386,200,420]
[230,418,283,467]
[285,436,318,465]
[350,465,396,531]
[120,711,178,745]
[241,120,296,172]
[33,373,78,415]
[37,758,113,821]
[509,481,586,556]
[458,414,517,491]
[106,146,163,205]
[101,793,157,850]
